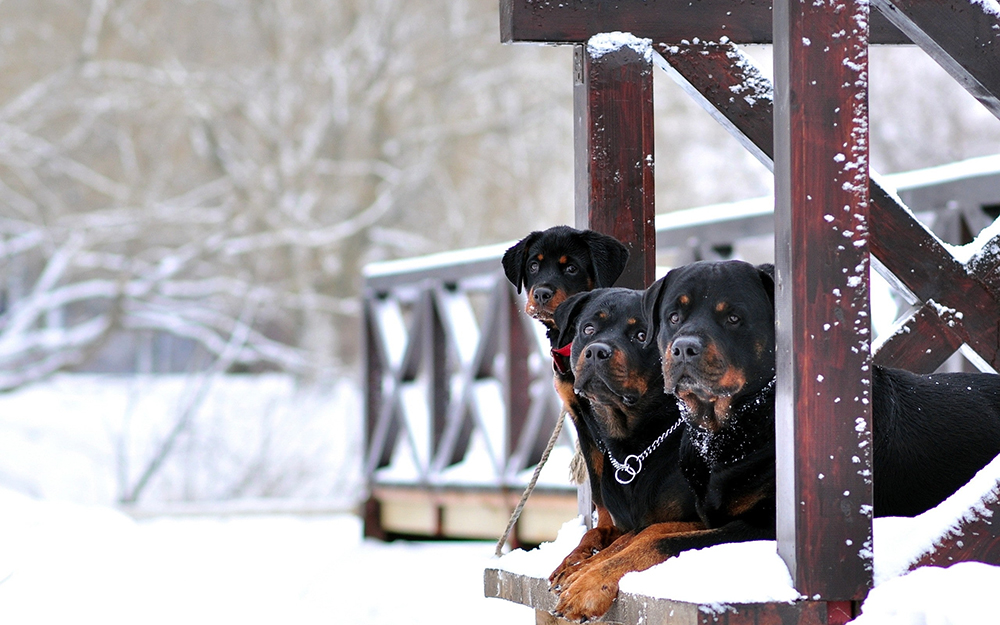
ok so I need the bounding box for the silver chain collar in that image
[603,416,685,485]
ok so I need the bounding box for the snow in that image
[587,32,653,63]
[970,0,1000,19]
[0,488,527,625]
[363,241,511,278]
[852,563,1000,624]
[618,541,801,607]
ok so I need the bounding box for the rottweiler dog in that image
[502,226,630,336]
[634,260,1000,585]
[503,227,632,595]
[546,288,702,621]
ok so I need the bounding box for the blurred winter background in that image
[1,1,999,623]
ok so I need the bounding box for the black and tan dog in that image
[502,226,630,336]
[503,227,633,590]
[628,260,1000,599]
[546,288,702,621]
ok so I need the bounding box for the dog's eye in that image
[528,260,539,274]
[635,330,647,343]
[727,313,741,325]
[582,324,596,336]
[669,312,680,324]
[564,264,578,275]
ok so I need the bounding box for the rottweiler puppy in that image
[546,288,702,621]
[635,260,1000,585]
[503,227,631,590]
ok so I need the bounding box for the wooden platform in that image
[484,568,853,625]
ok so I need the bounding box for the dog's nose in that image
[584,342,612,361]
[533,286,554,305]
[671,336,702,362]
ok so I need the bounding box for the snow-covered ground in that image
[3,482,999,625]
[0,488,529,625]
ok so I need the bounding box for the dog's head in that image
[642,260,775,432]
[502,226,629,328]
[554,287,665,440]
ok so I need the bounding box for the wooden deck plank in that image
[485,568,833,624]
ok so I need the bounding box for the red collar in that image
[551,342,572,375]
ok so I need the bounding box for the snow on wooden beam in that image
[574,34,656,290]
[875,453,1000,583]
[871,0,1000,121]
[773,0,874,600]
[499,0,911,45]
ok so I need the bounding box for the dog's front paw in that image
[549,546,598,592]
[553,568,618,623]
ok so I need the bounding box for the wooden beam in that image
[653,42,774,169]
[500,0,910,46]
[872,0,1000,120]
[870,304,965,373]
[574,37,656,289]
[773,0,873,600]
[867,184,1000,369]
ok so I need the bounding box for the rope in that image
[494,409,567,557]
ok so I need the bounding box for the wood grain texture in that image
[772,0,874,600]
[574,44,655,289]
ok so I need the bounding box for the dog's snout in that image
[533,286,554,305]
[584,342,612,361]
[671,336,702,362]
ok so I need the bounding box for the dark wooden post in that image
[363,296,389,539]
[574,37,655,290]
[424,292,449,459]
[773,0,874,600]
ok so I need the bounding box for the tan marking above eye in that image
[679,294,690,306]
[598,311,608,319]
[715,301,728,313]
[536,253,544,261]
[627,318,637,325]
[559,255,568,264]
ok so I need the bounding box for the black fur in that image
[554,288,698,532]
[502,226,629,332]
[642,259,1000,550]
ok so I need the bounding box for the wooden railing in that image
[361,156,1000,541]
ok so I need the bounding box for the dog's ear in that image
[581,230,630,288]
[641,272,672,348]
[756,263,775,307]
[501,232,540,294]
[553,291,594,348]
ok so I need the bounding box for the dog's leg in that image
[554,522,758,622]
[549,505,622,589]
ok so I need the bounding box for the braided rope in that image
[494,409,567,557]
